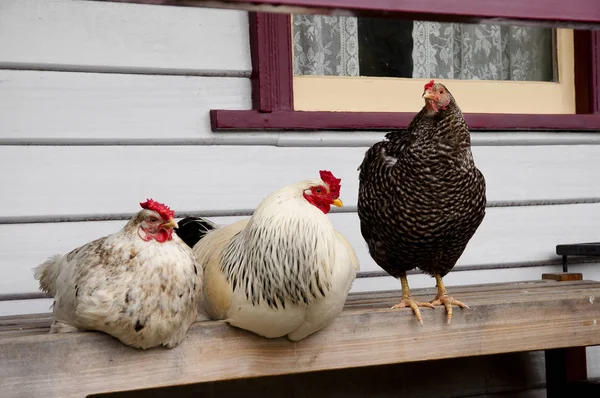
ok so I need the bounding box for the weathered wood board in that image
[2,280,600,398]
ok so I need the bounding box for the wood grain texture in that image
[1,145,600,219]
[4,205,600,295]
[96,0,600,29]
[2,280,600,398]
[0,0,251,75]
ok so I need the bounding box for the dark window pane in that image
[357,18,413,78]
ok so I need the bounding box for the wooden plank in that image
[2,280,600,398]
[3,205,600,295]
[5,264,600,316]
[345,280,600,307]
[1,145,600,220]
[3,69,600,146]
[0,0,250,75]
[0,309,558,398]
[2,280,592,334]
[0,281,567,331]
[0,70,251,141]
[96,0,600,29]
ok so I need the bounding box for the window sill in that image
[210,110,600,131]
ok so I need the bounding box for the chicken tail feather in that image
[33,254,63,295]
[175,216,218,249]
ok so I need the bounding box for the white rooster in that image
[175,170,360,341]
[34,199,201,349]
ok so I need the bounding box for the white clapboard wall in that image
[1,1,599,396]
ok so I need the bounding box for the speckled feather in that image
[33,210,201,349]
[192,179,359,341]
[357,85,486,278]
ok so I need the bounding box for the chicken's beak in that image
[423,92,436,100]
[332,198,344,208]
[161,219,178,229]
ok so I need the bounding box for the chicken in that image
[33,199,201,349]
[357,80,486,325]
[175,170,359,341]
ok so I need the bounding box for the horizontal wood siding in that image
[0,0,251,75]
[1,1,599,396]
[1,145,600,221]
[3,69,600,146]
[3,205,600,295]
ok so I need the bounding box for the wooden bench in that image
[2,277,600,397]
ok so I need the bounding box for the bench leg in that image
[542,272,589,397]
[545,346,587,398]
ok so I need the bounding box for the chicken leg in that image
[391,273,434,325]
[430,274,469,324]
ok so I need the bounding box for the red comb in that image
[140,199,174,221]
[319,170,342,199]
[424,80,435,90]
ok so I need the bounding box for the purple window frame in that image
[210,12,600,131]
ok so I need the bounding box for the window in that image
[292,16,574,114]
[210,6,600,131]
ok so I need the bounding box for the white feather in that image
[34,212,202,349]
[196,179,359,341]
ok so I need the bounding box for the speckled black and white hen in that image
[357,80,486,325]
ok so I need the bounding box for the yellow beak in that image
[423,92,436,100]
[161,219,178,229]
[332,198,344,208]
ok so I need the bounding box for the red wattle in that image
[138,227,173,242]
[303,192,331,214]
[154,228,173,243]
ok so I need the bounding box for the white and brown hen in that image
[34,199,201,349]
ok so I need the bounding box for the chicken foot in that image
[430,274,469,324]
[391,273,434,325]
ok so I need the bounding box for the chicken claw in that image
[391,297,435,326]
[430,294,469,324]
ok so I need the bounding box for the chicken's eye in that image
[149,217,158,223]
[439,89,445,94]
[315,188,322,194]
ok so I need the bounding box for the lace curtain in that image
[293,17,554,81]
[293,15,359,76]
[412,22,553,81]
